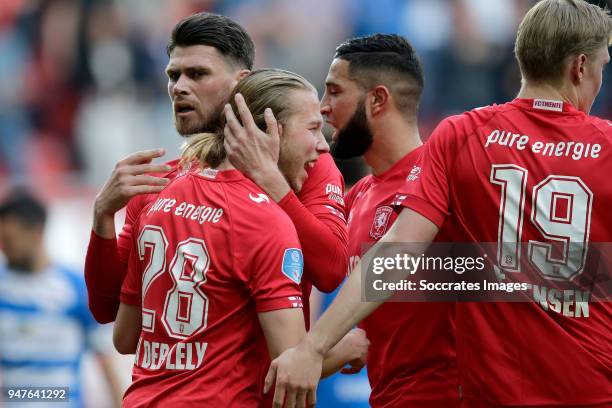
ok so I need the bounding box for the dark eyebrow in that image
[185,66,211,73]
[165,65,212,75]
[325,80,340,88]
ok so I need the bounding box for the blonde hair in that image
[515,0,612,85]
[182,68,316,168]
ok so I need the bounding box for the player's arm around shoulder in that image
[287,153,349,292]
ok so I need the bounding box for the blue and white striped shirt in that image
[0,264,97,407]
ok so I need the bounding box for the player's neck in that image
[365,118,422,176]
[517,81,576,107]
[25,248,50,274]
[216,159,236,171]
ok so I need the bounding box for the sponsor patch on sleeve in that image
[282,248,304,284]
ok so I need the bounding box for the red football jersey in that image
[400,99,612,406]
[116,153,346,323]
[120,167,304,407]
[345,147,458,407]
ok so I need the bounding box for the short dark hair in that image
[166,12,255,70]
[0,189,47,227]
[334,34,424,116]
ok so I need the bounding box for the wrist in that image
[302,332,327,358]
[92,206,117,239]
[93,195,114,219]
[252,166,291,202]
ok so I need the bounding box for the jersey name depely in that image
[120,167,303,407]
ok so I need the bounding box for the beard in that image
[174,104,224,136]
[330,99,373,159]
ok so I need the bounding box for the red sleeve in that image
[279,153,348,293]
[238,213,305,313]
[120,236,142,307]
[84,196,147,323]
[399,119,454,228]
[84,159,181,323]
[84,231,123,323]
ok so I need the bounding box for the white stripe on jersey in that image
[0,311,84,361]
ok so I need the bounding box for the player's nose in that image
[315,130,330,153]
[320,97,331,116]
[172,75,190,96]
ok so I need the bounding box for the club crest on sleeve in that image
[282,248,304,284]
[370,206,393,239]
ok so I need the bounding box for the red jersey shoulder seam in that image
[446,103,520,174]
[586,116,612,140]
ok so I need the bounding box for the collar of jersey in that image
[372,144,423,182]
[192,167,245,182]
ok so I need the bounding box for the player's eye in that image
[167,72,179,82]
[190,71,205,79]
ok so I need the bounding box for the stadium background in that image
[0,0,610,406]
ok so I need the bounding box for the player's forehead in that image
[288,89,323,124]
[325,58,355,89]
[166,45,230,72]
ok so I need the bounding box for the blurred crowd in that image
[1,0,609,192]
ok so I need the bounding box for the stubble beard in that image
[175,104,225,136]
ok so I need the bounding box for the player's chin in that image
[174,117,205,137]
[290,170,309,193]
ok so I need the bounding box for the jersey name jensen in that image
[147,197,224,225]
[484,129,602,161]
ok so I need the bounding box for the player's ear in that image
[569,53,587,85]
[277,123,283,139]
[369,85,390,117]
[236,69,250,81]
[230,69,250,89]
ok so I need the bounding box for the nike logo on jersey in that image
[249,193,270,204]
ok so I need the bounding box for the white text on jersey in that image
[532,285,590,318]
[147,197,224,225]
[484,129,602,161]
[135,339,208,371]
